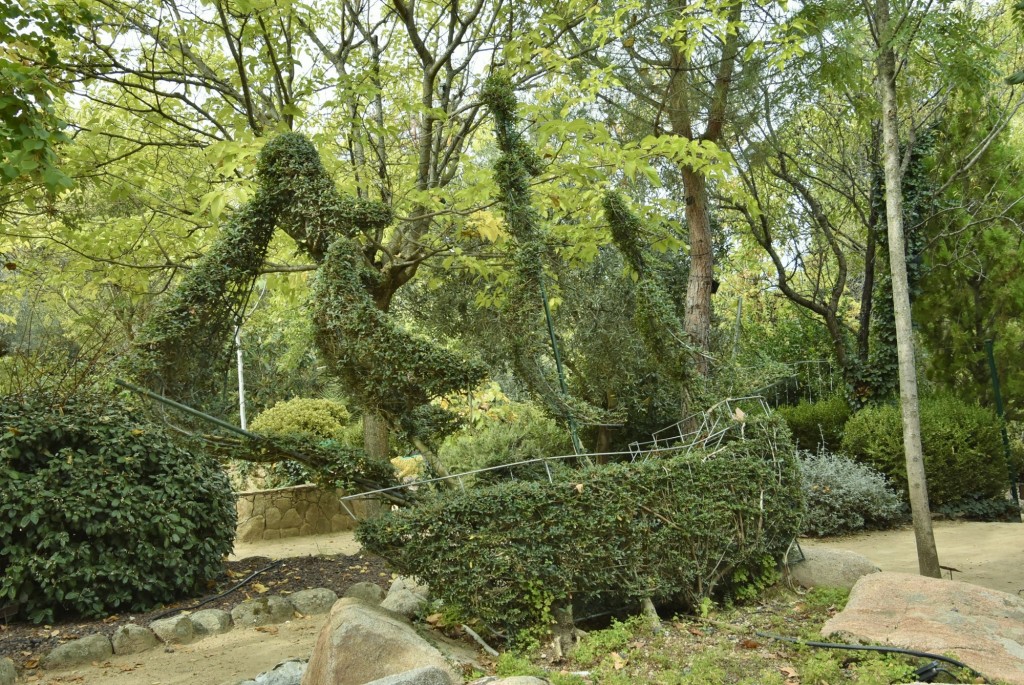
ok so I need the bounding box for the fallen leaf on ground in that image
[610,652,627,670]
[255,625,279,635]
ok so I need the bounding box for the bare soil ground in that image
[807,520,1024,595]
[4,522,1022,685]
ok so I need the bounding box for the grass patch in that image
[485,587,979,685]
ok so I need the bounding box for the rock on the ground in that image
[0,657,15,685]
[232,596,296,627]
[362,666,453,685]
[150,614,197,644]
[191,608,233,636]
[344,581,385,604]
[301,598,458,685]
[42,633,113,670]
[381,576,429,618]
[822,571,1024,685]
[787,546,880,590]
[289,588,337,616]
[238,658,307,685]
[111,624,159,655]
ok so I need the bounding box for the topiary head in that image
[256,133,327,195]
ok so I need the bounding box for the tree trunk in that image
[363,411,390,461]
[875,0,941,579]
[681,165,714,378]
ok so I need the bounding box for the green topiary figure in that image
[0,392,236,623]
[127,133,486,466]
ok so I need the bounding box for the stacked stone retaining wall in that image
[235,485,381,542]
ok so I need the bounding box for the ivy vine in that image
[129,132,485,461]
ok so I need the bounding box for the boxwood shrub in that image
[358,415,802,640]
[841,395,1009,508]
[0,392,236,623]
[776,395,851,452]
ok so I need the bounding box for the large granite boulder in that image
[301,598,458,685]
[822,572,1024,684]
[787,545,880,590]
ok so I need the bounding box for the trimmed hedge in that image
[0,392,236,623]
[358,416,802,639]
[777,395,851,452]
[841,395,1008,507]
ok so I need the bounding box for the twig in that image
[462,624,499,657]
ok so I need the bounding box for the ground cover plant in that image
[486,587,983,685]
[0,391,236,623]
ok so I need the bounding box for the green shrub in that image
[358,415,802,640]
[242,397,361,488]
[437,402,573,479]
[841,395,1009,507]
[250,397,353,441]
[776,395,851,452]
[0,392,237,623]
[797,450,904,536]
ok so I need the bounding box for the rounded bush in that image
[841,395,1008,507]
[798,450,904,537]
[0,392,236,623]
[244,397,360,488]
[250,397,353,441]
[777,395,851,452]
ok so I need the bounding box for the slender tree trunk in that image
[681,166,715,378]
[875,0,941,578]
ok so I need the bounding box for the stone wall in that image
[235,485,381,543]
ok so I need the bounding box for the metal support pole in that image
[235,325,247,430]
[985,339,1019,506]
[539,275,584,455]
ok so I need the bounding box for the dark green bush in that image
[798,450,904,536]
[0,392,236,623]
[777,395,851,452]
[841,395,1009,507]
[358,415,802,640]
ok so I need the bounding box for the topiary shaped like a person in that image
[129,133,485,462]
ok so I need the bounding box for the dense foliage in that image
[797,450,904,537]
[0,392,236,623]
[239,397,362,488]
[358,415,802,640]
[776,395,851,452]
[841,395,1010,507]
[437,402,573,479]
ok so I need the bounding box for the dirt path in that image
[806,520,1024,594]
[23,523,1024,685]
